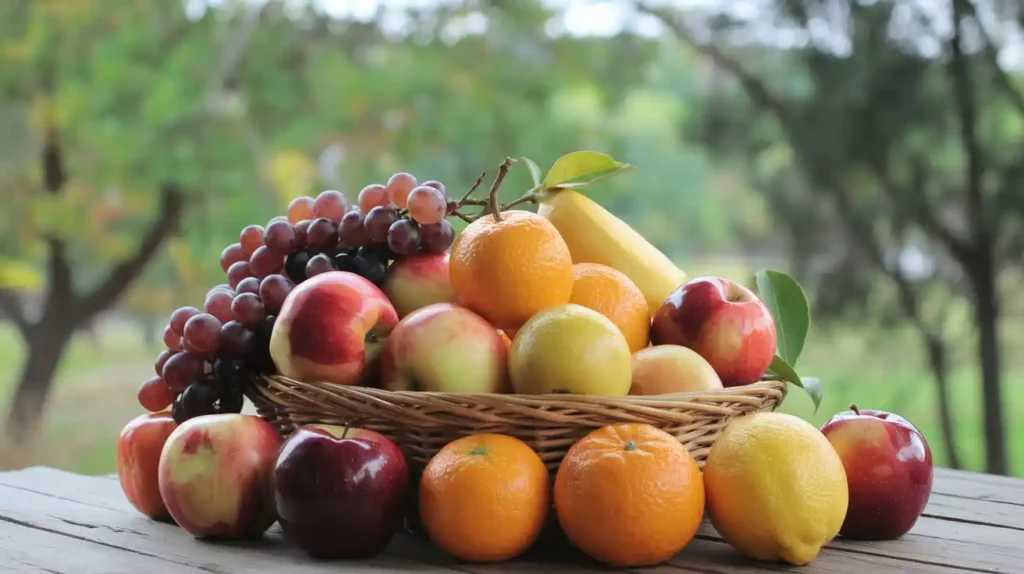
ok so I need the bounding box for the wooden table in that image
[0,466,1020,573]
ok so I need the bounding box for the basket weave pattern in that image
[250,376,787,474]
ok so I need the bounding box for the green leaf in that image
[767,355,822,411]
[542,150,632,189]
[755,269,810,366]
[519,157,542,188]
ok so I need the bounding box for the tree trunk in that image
[924,335,961,469]
[971,255,1007,475]
[4,323,73,444]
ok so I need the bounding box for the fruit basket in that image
[248,375,787,473]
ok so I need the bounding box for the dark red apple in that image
[820,405,933,540]
[650,276,777,387]
[274,424,410,559]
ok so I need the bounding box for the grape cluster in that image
[139,174,455,424]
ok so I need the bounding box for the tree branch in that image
[949,0,991,249]
[0,289,30,336]
[867,153,973,265]
[76,184,184,323]
[637,3,793,126]
[959,0,1024,118]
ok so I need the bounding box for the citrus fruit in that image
[449,210,573,332]
[568,263,650,353]
[419,434,550,563]
[704,412,848,565]
[509,304,632,396]
[554,423,705,567]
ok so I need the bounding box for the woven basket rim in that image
[255,374,788,404]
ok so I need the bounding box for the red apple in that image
[381,252,454,318]
[116,411,177,520]
[820,405,933,540]
[270,271,399,385]
[379,303,510,393]
[158,413,281,539]
[650,276,776,387]
[275,424,410,559]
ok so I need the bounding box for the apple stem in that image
[850,404,861,415]
[340,425,352,439]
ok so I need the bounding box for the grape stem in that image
[486,158,514,222]
[448,158,540,223]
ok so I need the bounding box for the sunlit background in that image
[1,0,1022,477]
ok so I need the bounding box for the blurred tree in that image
[0,0,758,441]
[643,0,1024,474]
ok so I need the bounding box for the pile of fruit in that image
[117,151,934,567]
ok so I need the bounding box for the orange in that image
[569,263,650,352]
[419,433,550,563]
[554,423,704,567]
[449,210,573,332]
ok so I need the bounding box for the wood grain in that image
[2,466,1023,573]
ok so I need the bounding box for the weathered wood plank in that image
[662,538,972,574]
[932,468,1024,506]
[695,521,1020,574]
[4,466,1023,573]
[0,519,183,573]
[0,482,464,574]
[925,494,1024,530]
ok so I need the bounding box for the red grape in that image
[219,243,248,272]
[155,349,175,376]
[422,180,447,198]
[260,274,295,314]
[162,351,204,392]
[178,381,218,420]
[250,245,283,280]
[169,306,200,335]
[219,321,254,358]
[183,313,222,355]
[306,217,339,251]
[163,325,183,351]
[420,219,455,254]
[138,376,176,412]
[305,253,335,278]
[313,190,348,223]
[268,215,289,225]
[357,184,392,212]
[204,290,234,323]
[387,219,421,256]
[364,207,400,243]
[288,196,316,223]
[339,210,370,248]
[208,284,234,297]
[294,219,312,250]
[386,172,418,208]
[407,185,447,225]
[264,220,298,254]
[232,293,266,328]
[240,225,265,255]
[227,261,253,289]
[236,276,261,295]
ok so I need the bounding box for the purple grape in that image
[387,219,422,256]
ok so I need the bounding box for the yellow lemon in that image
[704,412,848,566]
[509,304,632,396]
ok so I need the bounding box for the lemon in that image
[509,304,632,396]
[704,412,848,566]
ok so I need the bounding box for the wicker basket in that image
[249,375,787,474]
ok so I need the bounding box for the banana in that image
[537,190,687,317]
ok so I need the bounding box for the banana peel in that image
[537,190,687,317]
